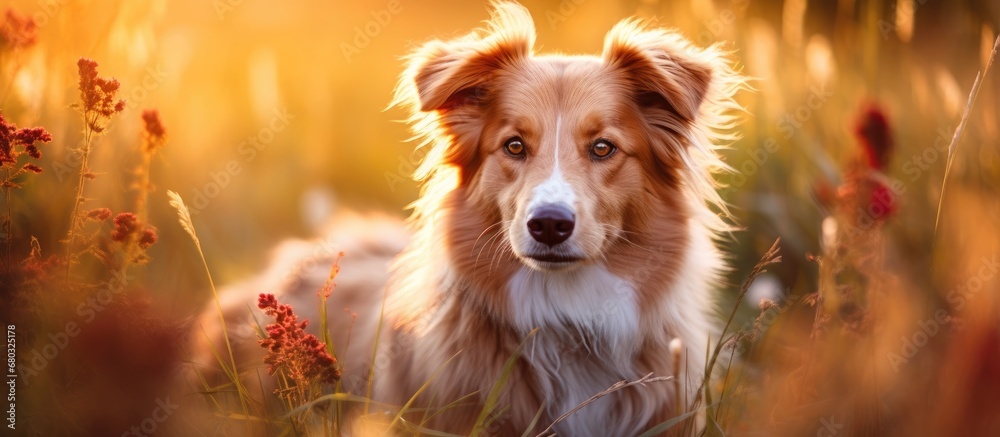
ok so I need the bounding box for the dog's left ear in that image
[397,2,535,113]
[602,21,718,122]
[392,2,536,175]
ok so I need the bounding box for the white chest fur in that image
[506,265,663,435]
[507,264,641,368]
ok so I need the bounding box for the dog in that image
[192,2,745,435]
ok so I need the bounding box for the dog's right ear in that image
[395,2,535,113]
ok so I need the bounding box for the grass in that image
[471,328,536,437]
[934,34,1000,235]
[535,373,676,437]
[168,189,254,434]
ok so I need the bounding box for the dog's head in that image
[394,2,743,274]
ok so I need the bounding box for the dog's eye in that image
[590,139,616,159]
[503,137,526,158]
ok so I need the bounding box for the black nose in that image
[527,204,575,247]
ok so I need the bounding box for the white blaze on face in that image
[528,115,576,214]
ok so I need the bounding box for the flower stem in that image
[64,113,95,279]
[2,167,12,273]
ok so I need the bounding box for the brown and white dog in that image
[193,2,745,435]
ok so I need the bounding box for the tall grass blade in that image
[471,327,538,436]
[169,190,253,431]
[420,391,481,426]
[934,34,999,235]
[637,403,715,437]
[535,372,674,437]
[697,239,780,423]
[363,285,390,416]
[384,351,463,434]
[520,405,546,437]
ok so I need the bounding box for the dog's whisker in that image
[474,227,506,273]
[490,239,514,278]
[470,221,504,256]
[483,221,513,278]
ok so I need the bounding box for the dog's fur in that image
[193,2,744,435]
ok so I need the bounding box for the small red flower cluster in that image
[854,104,896,219]
[110,212,158,249]
[110,213,139,241]
[854,104,893,171]
[77,58,125,133]
[138,228,158,249]
[87,208,113,221]
[140,109,167,156]
[0,112,52,167]
[257,293,340,386]
[20,237,61,281]
[832,103,897,223]
[141,110,166,144]
[0,8,37,51]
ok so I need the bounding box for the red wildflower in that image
[138,227,158,249]
[869,180,896,218]
[21,237,61,281]
[110,212,139,242]
[140,109,167,154]
[142,110,166,140]
[14,126,51,145]
[257,293,340,387]
[0,112,51,166]
[318,252,344,299]
[829,103,898,225]
[0,8,37,51]
[854,104,893,170]
[87,208,112,221]
[21,163,41,173]
[76,58,125,133]
[835,167,897,224]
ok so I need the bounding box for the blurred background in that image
[2,0,999,434]
[3,0,997,314]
